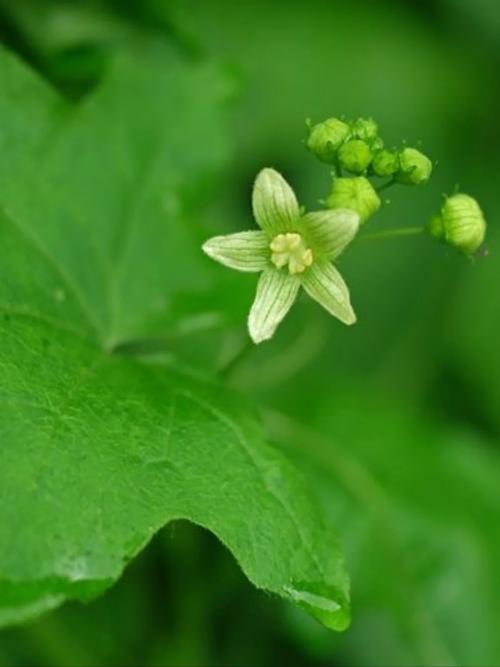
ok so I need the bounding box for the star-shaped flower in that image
[202,168,359,343]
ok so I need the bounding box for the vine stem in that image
[358,226,425,242]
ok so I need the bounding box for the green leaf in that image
[0,43,233,347]
[0,316,349,631]
[0,45,349,630]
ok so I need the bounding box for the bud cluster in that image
[305,115,486,255]
[307,116,433,185]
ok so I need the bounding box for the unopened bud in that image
[372,149,400,177]
[307,118,350,164]
[326,176,381,224]
[351,117,379,142]
[370,137,385,152]
[429,193,486,255]
[396,147,432,185]
[338,140,372,174]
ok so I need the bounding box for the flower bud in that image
[372,149,400,177]
[351,117,378,142]
[428,193,486,255]
[326,176,381,224]
[396,147,432,185]
[370,137,385,152]
[306,118,350,164]
[338,139,372,174]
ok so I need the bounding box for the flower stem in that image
[375,177,396,193]
[218,337,255,379]
[358,226,425,242]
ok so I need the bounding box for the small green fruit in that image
[338,140,372,174]
[396,147,432,185]
[307,118,350,163]
[326,176,381,224]
[372,149,400,177]
[429,193,486,255]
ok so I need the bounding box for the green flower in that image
[203,168,359,343]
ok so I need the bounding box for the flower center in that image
[270,233,314,275]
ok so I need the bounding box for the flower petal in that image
[248,269,300,343]
[202,231,269,272]
[252,168,300,235]
[301,209,359,258]
[301,261,356,325]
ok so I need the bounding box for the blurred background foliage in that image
[0,0,499,665]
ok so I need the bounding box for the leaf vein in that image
[0,205,101,340]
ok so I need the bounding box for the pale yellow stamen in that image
[270,233,314,275]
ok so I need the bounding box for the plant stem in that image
[358,226,425,242]
[218,337,255,379]
[376,177,396,193]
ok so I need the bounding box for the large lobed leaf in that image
[0,44,349,629]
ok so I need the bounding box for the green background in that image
[0,0,499,665]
